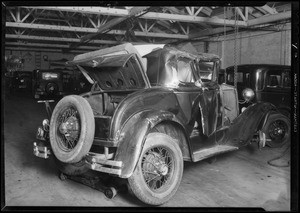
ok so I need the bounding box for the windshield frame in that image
[192,59,220,83]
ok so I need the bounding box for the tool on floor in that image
[58,171,127,199]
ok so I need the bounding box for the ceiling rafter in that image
[261,5,278,14]
[6,41,106,50]
[236,7,247,21]
[6,22,189,39]
[5,46,87,54]
[21,6,247,27]
[194,7,203,16]
[5,5,292,52]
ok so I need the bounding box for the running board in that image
[192,145,238,162]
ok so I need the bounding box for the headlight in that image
[42,119,50,131]
[242,88,255,102]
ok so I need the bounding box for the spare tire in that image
[49,95,95,163]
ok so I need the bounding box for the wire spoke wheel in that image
[128,132,183,206]
[263,113,290,148]
[56,106,81,152]
[268,120,288,143]
[141,147,175,192]
[50,95,95,164]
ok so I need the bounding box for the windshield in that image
[164,58,218,87]
[197,61,214,81]
[193,60,218,82]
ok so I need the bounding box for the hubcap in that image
[57,106,80,152]
[141,147,174,192]
[268,120,287,142]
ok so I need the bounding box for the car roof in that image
[225,64,291,71]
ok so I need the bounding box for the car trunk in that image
[67,43,151,139]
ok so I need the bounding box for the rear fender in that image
[114,110,186,178]
[222,102,277,147]
[257,109,285,131]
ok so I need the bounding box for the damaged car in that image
[33,43,290,205]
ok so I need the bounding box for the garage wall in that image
[193,23,291,69]
[4,50,76,71]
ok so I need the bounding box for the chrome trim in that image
[93,138,118,147]
[33,142,51,159]
[86,152,123,176]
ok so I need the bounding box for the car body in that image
[33,43,290,205]
[32,69,65,99]
[222,64,291,117]
[14,71,33,92]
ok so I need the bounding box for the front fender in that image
[222,102,277,147]
[114,110,184,178]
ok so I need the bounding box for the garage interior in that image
[2,2,296,211]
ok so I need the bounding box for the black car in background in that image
[15,71,33,92]
[32,69,65,99]
[4,70,33,95]
[222,64,291,117]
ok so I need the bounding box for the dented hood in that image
[67,43,150,91]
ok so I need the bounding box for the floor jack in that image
[58,170,128,199]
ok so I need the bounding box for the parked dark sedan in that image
[14,71,33,92]
[32,69,65,99]
[33,44,290,205]
[223,64,291,118]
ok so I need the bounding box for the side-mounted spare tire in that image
[49,95,95,164]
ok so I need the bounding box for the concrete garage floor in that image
[3,92,291,210]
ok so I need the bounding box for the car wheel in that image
[128,132,183,205]
[278,108,290,119]
[262,113,290,148]
[49,95,95,163]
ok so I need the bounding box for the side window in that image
[245,72,251,87]
[266,70,282,88]
[225,70,243,86]
[226,70,234,85]
[282,70,291,88]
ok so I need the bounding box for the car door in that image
[260,67,291,114]
[173,59,220,137]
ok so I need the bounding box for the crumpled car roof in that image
[165,42,220,62]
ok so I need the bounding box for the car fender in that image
[222,102,277,147]
[276,105,291,117]
[113,109,187,178]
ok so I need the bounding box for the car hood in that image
[67,43,150,91]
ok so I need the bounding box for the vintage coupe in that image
[33,43,290,205]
